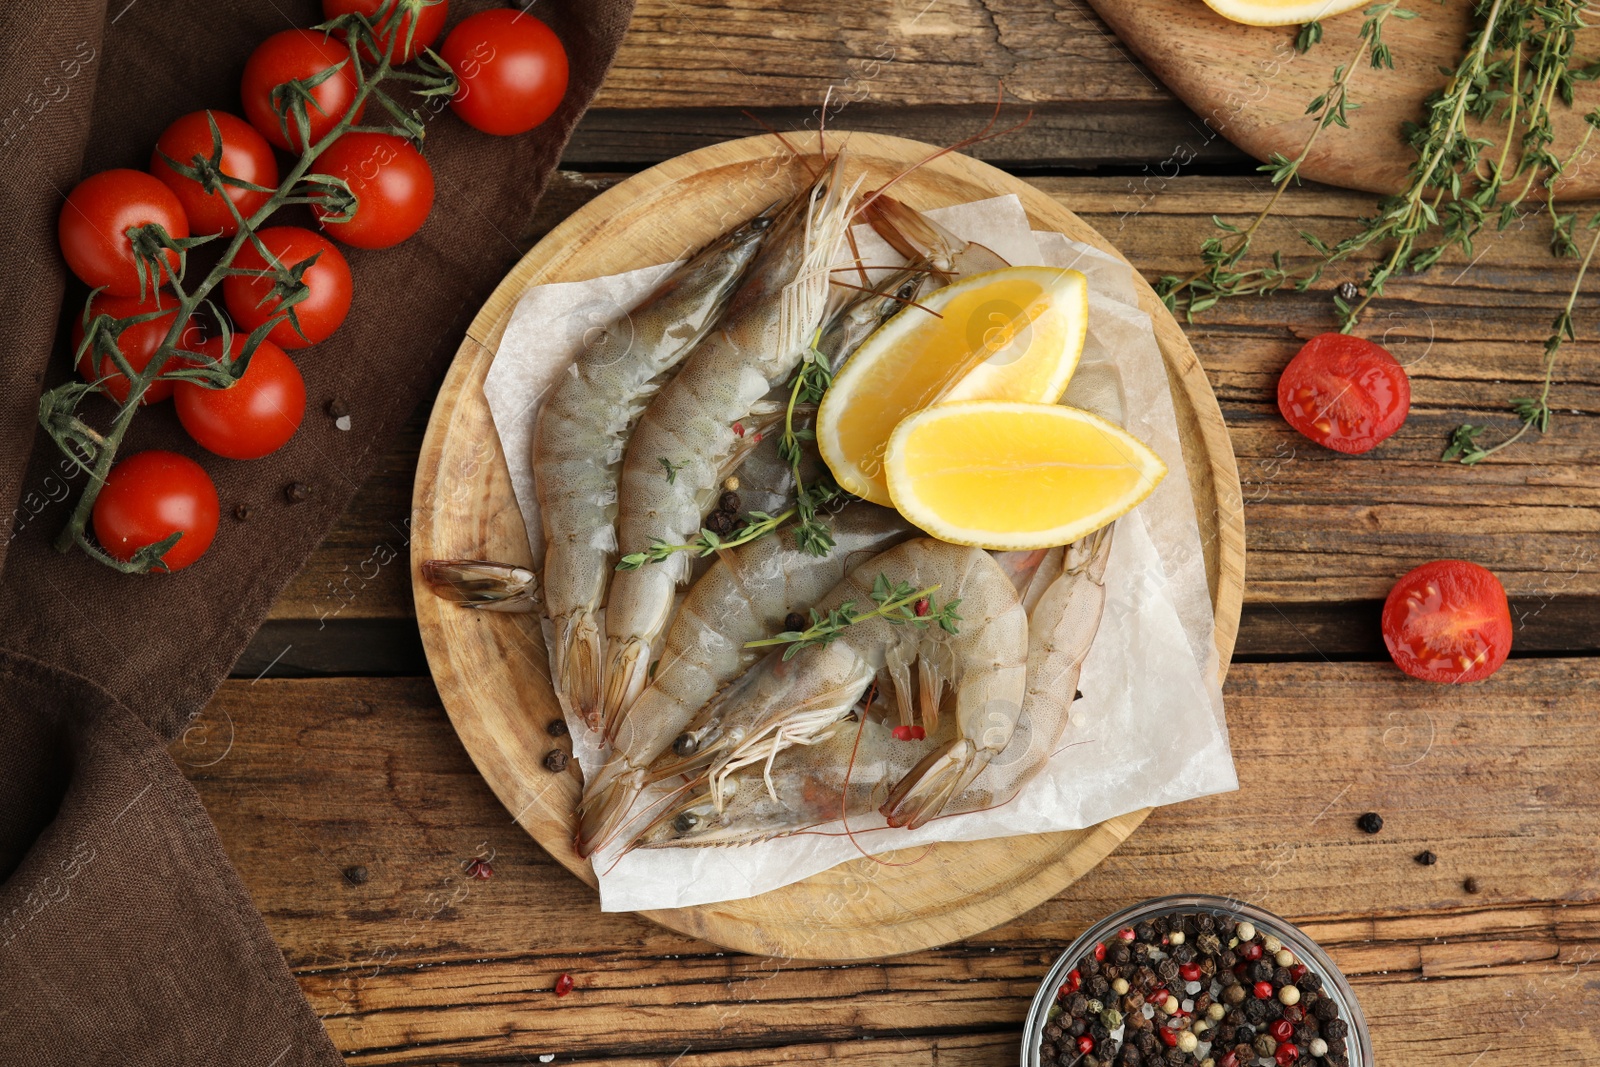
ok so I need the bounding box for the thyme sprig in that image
[1156,3,1413,319]
[744,574,963,661]
[40,0,453,571]
[1443,209,1600,463]
[777,330,841,557]
[615,507,798,571]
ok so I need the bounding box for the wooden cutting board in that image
[1087,0,1600,199]
[408,133,1245,961]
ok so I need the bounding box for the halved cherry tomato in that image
[175,337,306,460]
[311,131,435,248]
[1382,560,1512,684]
[322,0,449,64]
[439,9,568,136]
[1277,332,1410,454]
[241,30,366,152]
[222,226,353,349]
[59,169,189,296]
[150,110,280,237]
[92,450,219,571]
[71,290,205,405]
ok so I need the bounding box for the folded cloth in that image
[0,0,634,1061]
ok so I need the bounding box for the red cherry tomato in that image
[222,226,353,349]
[1382,560,1512,684]
[241,30,366,152]
[175,336,306,460]
[149,110,280,237]
[311,132,435,248]
[439,9,568,136]
[59,169,189,296]
[71,290,205,405]
[322,0,449,63]
[92,450,219,571]
[1277,332,1411,454]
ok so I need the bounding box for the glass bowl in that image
[1020,895,1372,1067]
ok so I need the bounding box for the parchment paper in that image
[484,195,1237,912]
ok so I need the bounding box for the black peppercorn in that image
[546,718,569,737]
[1157,959,1180,982]
[1356,811,1383,833]
[1087,975,1110,998]
[1415,849,1437,865]
[1273,966,1294,987]
[1120,1047,1142,1066]
[783,611,806,632]
[1196,932,1222,955]
[1068,994,1090,1016]
[284,481,312,504]
[1090,1022,1110,1041]
[1081,956,1102,976]
[1171,944,1195,964]
[1295,1024,1318,1045]
[1296,972,1323,993]
[1111,943,1131,964]
[706,509,736,535]
[1312,998,1338,1022]
[719,490,741,513]
[342,864,368,886]
[1135,922,1157,942]
[325,397,349,419]
[543,749,570,772]
[1250,960,1274,983]
[1234,1024,1256,1045]
[1336,281,1360,303]
[233,503,251,521]
[1196,915,1216,933]
[1324,1019,1349,1040]
[1464,876,1481,893]
[1045,1023,1063,1041]
[1220,949,1238,969]
[1243,999,1267,1024]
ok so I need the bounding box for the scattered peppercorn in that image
[1356,811,1383,834]
[784,611,807,633]
[342,864,368,886]
[1414,849,1437,866]
[706,509,736,535]
[553,972,574,997]
[1335,281,1360,303]
[1464,876,1481,894]
[464,857,493,880]
[546,718,569,737]
[719,490,741,513]
[543,749,570,772]
[325,398,348,419]
[233,503,251,521]
[284,481,312,504]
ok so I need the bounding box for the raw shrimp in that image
[641,538,1028,834]
[858,188,1008,281]
[533,214,770,727]
[634,527,1112,848]
[573,504,911,856]
[601,159,861,727]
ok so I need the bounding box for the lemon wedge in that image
[1201,0,1366,26]
[817,266,1088,506]
[883,402,1167,550]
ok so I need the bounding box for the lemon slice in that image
[1201,0,1366,26]
[884,402,1167,550]
[818,266,1088,506]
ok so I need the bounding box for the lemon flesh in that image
[1201,0,1367,26]
[818,266,1088,506]
[884,402,1167,551]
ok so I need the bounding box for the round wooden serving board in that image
[1087,0,1600,199]
[410,133,1245,961]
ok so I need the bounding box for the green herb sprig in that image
[744,574,963,660]
[777,330,841,556]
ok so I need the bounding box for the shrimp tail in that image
[879,737,984,830]
[601,636,653,728]
[574,761,645,858]
[554,609,605,728]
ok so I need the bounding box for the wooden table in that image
[182,4,1600,1063]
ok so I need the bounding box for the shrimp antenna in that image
[827,277,943,319]
[835,685,935,868]
[854,81,1033,221]
[742,109,823,179]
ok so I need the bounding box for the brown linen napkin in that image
[0,0,634,1061]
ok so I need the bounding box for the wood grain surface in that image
[180,660,1600,1065]
[407,134,1244,960]
[1086,1,1600,198]
[200,1,1600,1061]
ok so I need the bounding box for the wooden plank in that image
[563,104,1251,170]
[270,172,1600,640]
[183,660,1600,1064]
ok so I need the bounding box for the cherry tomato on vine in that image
[59,169,189,296]
[150,110,280,237]
[92,450,219,571]
[439,9,568,136]
[322,0,448,64]
[1277,332,1411,454]
[175,336,306,460]
[241,29,366,152]
[1381,560,1512,684]
[311,131,435,249]
[71,290,205,405]
[222,226,353,349]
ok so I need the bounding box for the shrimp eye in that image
[673,733,699,757]
[673,812,700,833]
